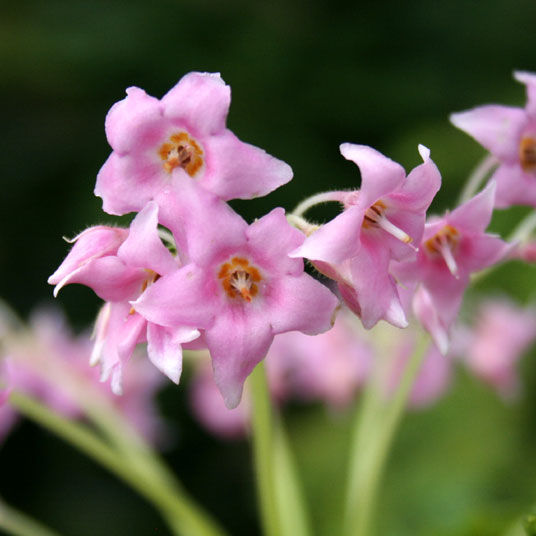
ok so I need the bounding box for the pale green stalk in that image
[0,498,63,536]
[9,391,227,536]
[343,333,429,536]
[272,423,312,536]
[292,191,346,218]
[249,363,283,536]
[458,154,498,204]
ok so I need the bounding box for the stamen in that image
[219,257,262,302]
[363,201,412,244]
[424,225,460,277]
[158,132,204,177]
[520,136,536,174]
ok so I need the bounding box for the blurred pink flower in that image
[0,309,167,445]
[450,71,536,208]
[95,72,292,216]
[461,299,536,398]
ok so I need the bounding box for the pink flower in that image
[462,299,536,398]
[450,71,536,208]
[49,202,199,393]
[189,355,250,440]
[95,72,293,215]
[0,309,168,445]
[291,144,441,329]
[395,182,511,353]
[265,308,372,408]
[133,179,339,408]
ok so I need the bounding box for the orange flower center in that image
[158,131,204,176]
[520,136,536,174]
[218,257,262,302]
[424,225,460,276]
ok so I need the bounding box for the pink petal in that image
[246,208,305,276]
[162,72,231,137]
[348,242,407,329]
[450,105,527,162]
[117,201,178,276]
[132,264,217,329]
[266,273,338,336]
[95,152,165,216]
[205,308,274,409]
[515,70,536,117]
[201,130,293,200]
[146,323,200,383]
[105,86,166,154]
[339,144,406,208]
[412,286,450,355]
[492,163,536,208]
[53,256,147,302]
[290,206,364,264]
[155,173,248,267]
[448,181,496,233]
[387,145,442,213]
[459,233,511,274]
[48,226,128,294]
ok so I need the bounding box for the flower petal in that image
[515,70,536,117]
[95,152,165,216]
[201,130,293,200]
[117,201,178,275]
[162,72,230,137]
[450,105,527,162]
[246,208,305,276]
[347,242,407,329]
[266,273,338,335]
[290,206,364,264]
[339,144,406,207]
[147,323,200,383]
[155,173,248,266]
[205,308,273,409]
[105,86,166,154]
[132,264,217,329]
[448,181,496,233]
[492,163,536,208]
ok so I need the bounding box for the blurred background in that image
[2,0,536,534]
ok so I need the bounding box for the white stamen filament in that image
[437,236,459,278]
[364,207,412,244]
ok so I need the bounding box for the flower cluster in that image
[50,70,533,410]
[50,72,338,408]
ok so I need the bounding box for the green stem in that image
[9,391,227,536]
[343,333,429,536]
[458,154,498,204]
[0,498,63,536]
[249,363,283,536]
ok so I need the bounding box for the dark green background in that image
[2,1,536,534]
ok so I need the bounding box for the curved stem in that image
[0,498,63,536]
[458,154,499,204]
[292,191,346,218]
[343,333,429,536]
[9,391,227,536]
